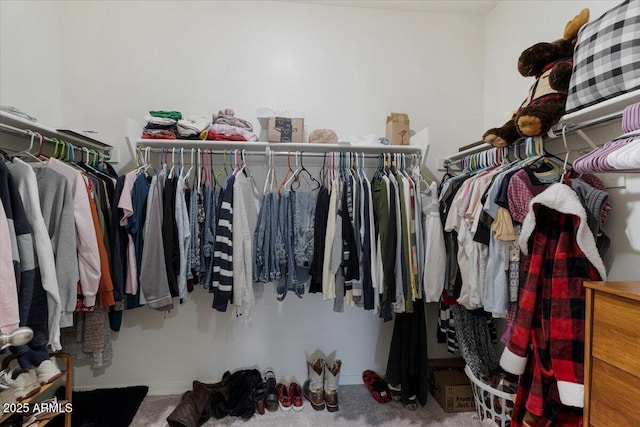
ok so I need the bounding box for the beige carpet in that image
[131,385,480,426]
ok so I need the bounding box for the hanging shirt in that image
[139,173,173,311]
[0,201,19,341]
[8,158,62,351]
[118,171,139,297]
[86,179,116,308]
[175,175,191,299]
[211,174,235,312]
[423,182,446,302]
[34,167,80,328]
[322,178,340,300]
[36,157,101,308]
[233,171,259,320]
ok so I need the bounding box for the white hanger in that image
[561,125,571,182]
[183,148,194,181]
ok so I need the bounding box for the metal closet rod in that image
[445,109,625,166]
[0,122,108,160]
[139,146,420,160]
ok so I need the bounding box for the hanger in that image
[279,151,294,194]
[284,151,301,190]
[12,130,46,164]
[168,147,176,178]
[36,133,48,159]
[560,125,571,182]
[299,151,321,191]
[196,148,202,188]
[183,148,195,181]
[214,150,228,187]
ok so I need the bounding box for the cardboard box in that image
[267,117,304,143]
[256,108,305,143]
[386,113,410,145]
[428,358,475,413]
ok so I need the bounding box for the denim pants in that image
[276,191,306,300]
[254,191,280,283]
[292,190,316,268]
[201,186,217,288]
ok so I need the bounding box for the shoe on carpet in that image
[254,376,268,415]
[35,357,62,385]
[362,370,391,403]
[276,383,292,411]
[403,395,417,410]
[303,358,325,411]
[289,382,304,412]
[0,368,40,400]
[324,360,341,412]
[263,369,278,412]
[388,383,402,401]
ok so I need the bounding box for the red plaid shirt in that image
[506,205,601,426]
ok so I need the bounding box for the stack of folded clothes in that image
[207,108,258,141]
[177,115,211,140]
[141,110,182,139]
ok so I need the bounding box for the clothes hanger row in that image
[0,129,104,167]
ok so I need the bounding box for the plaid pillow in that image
[566,0,640,114]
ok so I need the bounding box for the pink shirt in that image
[34,158,101,307]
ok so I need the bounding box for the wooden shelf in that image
[0,353,73,427]
[136,139,425,155]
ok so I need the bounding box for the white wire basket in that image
[464,365,515,427]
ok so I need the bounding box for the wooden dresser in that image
[583,281,640,427]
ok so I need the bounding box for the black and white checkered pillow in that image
[566,0,640,114]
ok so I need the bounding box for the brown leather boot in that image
[167,379,229,427]
[303,358,325,411]
[324,360,341,412]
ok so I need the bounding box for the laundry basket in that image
[464,365,515,427]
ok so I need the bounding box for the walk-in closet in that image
[1,1,638,426]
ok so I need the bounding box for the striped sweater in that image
[211,174,235,312]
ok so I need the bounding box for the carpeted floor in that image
[131,384,480,426]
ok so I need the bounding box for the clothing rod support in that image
[445,109,625,165]
[0,122,109,160]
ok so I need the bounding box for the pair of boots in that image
[167,376,230,427]
[303,358,341,412]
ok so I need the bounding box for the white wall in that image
[55,0,484,176]
[9,1,482,393]
[483,0,640,282]
[0,1,62,125]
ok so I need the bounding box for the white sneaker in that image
[1,368,40,400]
[35,357,62,385]
[0,371,16,407]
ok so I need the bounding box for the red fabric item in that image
[141,132,177,140]
[206,131,247,141]
[362,370,391,403]
[508,206,600,425]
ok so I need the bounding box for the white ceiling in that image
[290,1,500,16]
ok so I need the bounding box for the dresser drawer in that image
[590,358,640,426]
[592,292,640,376]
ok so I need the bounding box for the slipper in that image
[362,370,391,403]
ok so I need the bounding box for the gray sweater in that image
[139,171,173,311]
[35,166,79,328]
